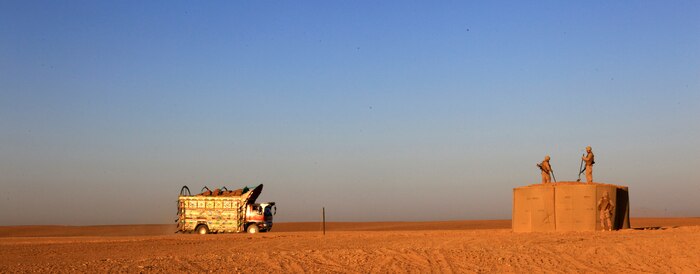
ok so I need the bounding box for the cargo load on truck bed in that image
[176,184,276,234]
[196,186,254,197]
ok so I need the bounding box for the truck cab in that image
[245,202,276,233]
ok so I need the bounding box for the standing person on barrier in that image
[582,146,595,183]
[538,155,553,184]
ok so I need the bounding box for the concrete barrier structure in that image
[512,182,630,232]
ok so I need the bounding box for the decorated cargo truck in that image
[176,184,276,234]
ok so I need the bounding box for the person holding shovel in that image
[537,155,554,184]
[582,146,595,183]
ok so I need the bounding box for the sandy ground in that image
[1,218,698,273]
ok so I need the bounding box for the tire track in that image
[532,242,600,272]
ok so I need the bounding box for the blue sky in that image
[1,1,699,225]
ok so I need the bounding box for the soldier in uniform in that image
[598,191,615,231]
[537,155,553,184]
[582,146,595,183]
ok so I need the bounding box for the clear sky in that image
[1,1,698,225]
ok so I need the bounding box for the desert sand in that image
[1,218,699,273]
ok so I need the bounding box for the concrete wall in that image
[513,182,630,232]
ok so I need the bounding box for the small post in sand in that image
[322,207,326,235]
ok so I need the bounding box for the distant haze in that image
[1,2,698,225]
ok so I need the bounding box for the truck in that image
[176,184,276,234]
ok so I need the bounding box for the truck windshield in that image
[264,206,272,216]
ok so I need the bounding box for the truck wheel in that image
[196,225,209,235]
[247,224,259,234]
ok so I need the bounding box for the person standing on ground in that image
[582,146,595,183]
[598,191,615,231]
[538,155,553,184]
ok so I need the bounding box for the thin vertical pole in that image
[322,207,326,235]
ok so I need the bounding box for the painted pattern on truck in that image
[178,196,246,232]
